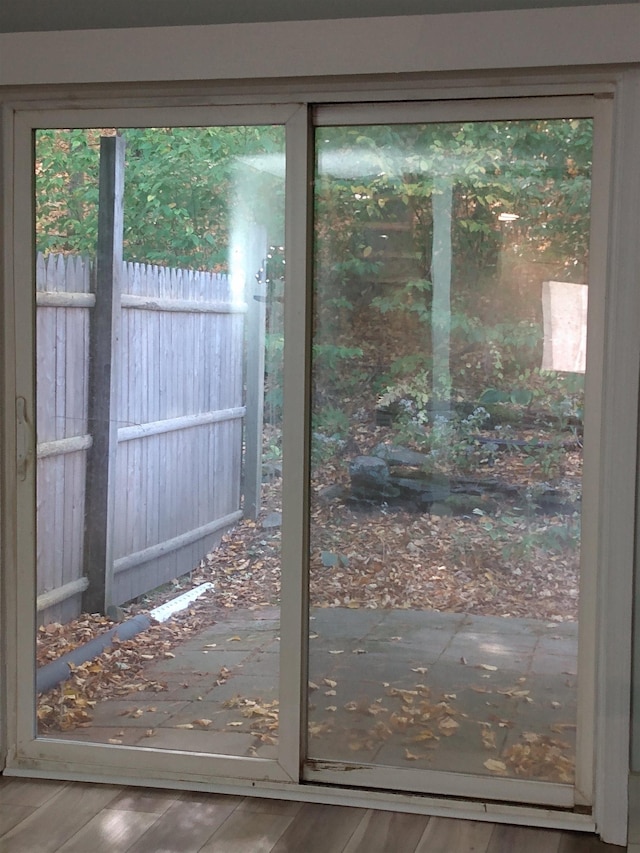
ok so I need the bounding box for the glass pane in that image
[34,126,285,758]
[308,119,591,784]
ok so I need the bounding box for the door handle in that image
[16,396,33,481]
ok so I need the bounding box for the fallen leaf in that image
[484,759,508,773]
[309,722,332,736]
[481,728,497,749]
[497,687,530,698]
[412,728,438,742]
[438,717,460,736]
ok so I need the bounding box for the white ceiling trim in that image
[0,5,638,87]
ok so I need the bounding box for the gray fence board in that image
[36,252,93,624]
[36,250,253,624]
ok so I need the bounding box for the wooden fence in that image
[35,252,253,624]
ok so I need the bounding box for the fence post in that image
[82,135,125,614]
[243,225,267,519]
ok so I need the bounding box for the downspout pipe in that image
[36,582,214,695]
[36,614,153,695]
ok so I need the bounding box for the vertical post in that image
[82,135,125,614]
[243,225,267,520]
[431,177,453,414]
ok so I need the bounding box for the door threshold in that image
[3,764,596,833]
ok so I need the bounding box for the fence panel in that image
[36,253,93,624]
[36,254,248,623]
[111,263,245,604]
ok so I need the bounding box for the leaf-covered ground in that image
[37,416,580,733]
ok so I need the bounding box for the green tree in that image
[35,125,284,270]
[312,118,592,413]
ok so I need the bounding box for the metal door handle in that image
[16,396,33,481]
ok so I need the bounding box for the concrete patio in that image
[50,607,578,782]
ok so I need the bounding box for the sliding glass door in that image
[304,99,606,808]
[7,96,610,815]
[12,105,298,785]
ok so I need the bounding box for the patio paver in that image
[47,607,578,783]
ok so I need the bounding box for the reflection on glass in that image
[34,127,285,758]
[308,120,591,784]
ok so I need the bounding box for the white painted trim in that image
[0,102,16,772]
[10,737,295,785]
[11,105,299,131]
[304,764,573,809]
[11,110,39,759]
[304,95,609,815]
[593,68,640,848]
[0,6,638,87]
[5,102,301,787]
[278,104,313,782]
[573,96,614,810]
[315,96,600,125]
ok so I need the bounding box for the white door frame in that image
[5,102,304,790]
[302,94,611,813]
[1,69,638,847]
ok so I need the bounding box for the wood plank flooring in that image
[0,776,624,852]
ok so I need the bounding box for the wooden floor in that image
[0,776,624,852]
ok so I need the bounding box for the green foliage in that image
[371,279,432,324]
[312,343,366,407]
[521,434,568,479]
[313,118,592,427]
[378,367,432,412]
[310,402,353,470]
[264,332,284,422]
[471,511,581,567]
[35,126,284,270]
[480,387,533,407]
[313,405,351,439]
[35,129,100,255]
